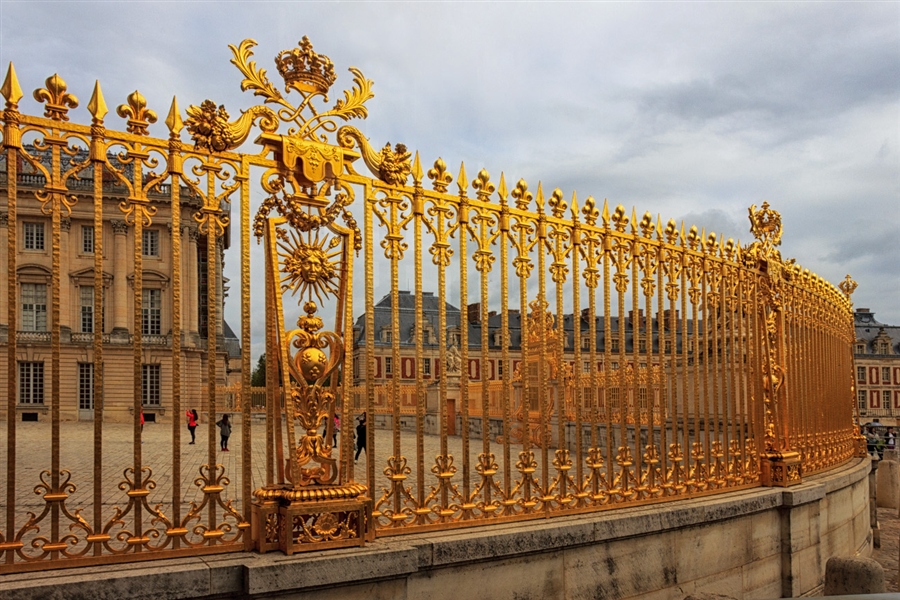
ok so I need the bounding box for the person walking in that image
[355,412,367,462]
[216,414,231,452]
[186,409,198,444]
[333,414,340,447]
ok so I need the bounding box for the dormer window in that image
[856,343,865,354]
[380,327,392,344]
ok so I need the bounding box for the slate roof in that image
[855,309,900,355]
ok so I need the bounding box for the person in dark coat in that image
[355,412,367,461]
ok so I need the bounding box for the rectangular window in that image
[81,225,94,254]
[665,340,672,354]
[23,222,44,250]
[80,286,94,333]
[142,364,161,406]
[142,289,161,335]
[78,363,94,410]
[384,357,392,375]
[638,387,648,410]
[858,366,866,382]
[610,338,619,353]
[19,361,44,405]
[608,387,620,410]
[21,283,47,331]
[883,367,890,383]
[582,337,590,350]
[638,339,647,353]
[498,360,503,376]
[423,358,431,376]
[583,361,590,372]
[142,229,159,257]
[858,390,867,410]
[884,390,892,409]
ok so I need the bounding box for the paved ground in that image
[0,420,503,525]
[873,506,900,592]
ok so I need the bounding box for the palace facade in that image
[854,307,900,426]
[0,151,240,423]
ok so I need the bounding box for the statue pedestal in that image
[252,484,373,554]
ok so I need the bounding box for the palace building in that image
[854,307,900,426]
[0,149,240,423]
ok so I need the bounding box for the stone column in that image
[111,219,129,333]
[216,238,224,341]
[59,216,71,331]
[186,226,199,337]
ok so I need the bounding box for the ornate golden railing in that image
[0,36,864,572]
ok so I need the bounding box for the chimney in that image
[468,303,481,323]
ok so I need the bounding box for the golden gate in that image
[0,36,865,573]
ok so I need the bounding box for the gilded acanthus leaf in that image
[331,68,373,121]
[228,39,285,105]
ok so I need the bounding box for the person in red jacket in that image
[186,409,198,444]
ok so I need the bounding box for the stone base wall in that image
[0,458,872,600]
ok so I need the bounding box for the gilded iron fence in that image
[0,36,864,572]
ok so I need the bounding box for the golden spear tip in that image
[457,162,467,194]
[412,151,423,184]
[535,182,544,207]
[88,80,108,122]
[497,172,508,199]
[165,96,183,134]
[1,62,23,105]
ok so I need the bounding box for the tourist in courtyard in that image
[355,412,367,461]
[333,414,340,447]
[216,414,231,452]
[186,409,199,444]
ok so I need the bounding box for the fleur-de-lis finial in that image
[582,196,599,226]
[33,73,78,121]
[512,179,532,211]
[116,90,157,135]
[427,157,453,193]
[548,188,566,218]
[472,168,495,200]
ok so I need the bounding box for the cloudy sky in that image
[1,2,897,358]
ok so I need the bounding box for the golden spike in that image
[656,214,663,239]
[630,207,638,233]
[535,182,544,210]
[680,221,686,245]
[165,96,183,135]
[88,80,108,122]
[1,62,23,106]
[457,162,468,196]
[498,172,508,201]
[570,190,578,218]
[412,151,423,186]
[601,199,610,227]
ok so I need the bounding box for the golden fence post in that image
[839,275,868,458]
[745,203,801,487]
